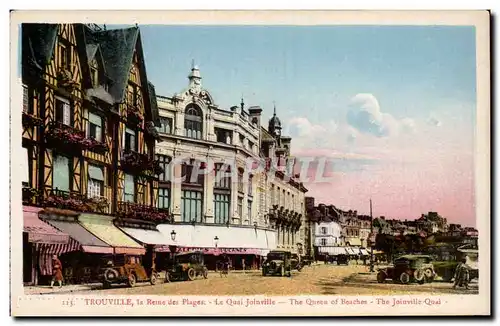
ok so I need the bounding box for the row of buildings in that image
[20,23,307,285]
[305,198,479,259]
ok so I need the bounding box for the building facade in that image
[154,65,307,265]
[20,23,168,284]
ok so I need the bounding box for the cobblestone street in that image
[27,264,478,296]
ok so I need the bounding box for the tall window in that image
[127,83,138,106]
[181,190,202,223]
[237,169,244,193]
[282,189,286,207]
[53,154,71,192]
[90,66,99,87]
[21,146,31,187]
[184,104,202,139]
[214,194,230,224]
[237,197,243,219]
[321,227,327,235]
[55,97,71,126]
[321,238,327,246]
[22,85,31,113]
[215,127,231,144]
[214,164,231,224]
[88,164,104,198]
[247,199,252,222]
[158,188,170,209]
[157,117,173,134]
[270,184,275,205]
[59,42,71,69]
[247,175,253,197]
[155,155,171,182]
[123,173,135,202]
[124,128,136,151]
[88,112,103,142]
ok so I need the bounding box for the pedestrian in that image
[453,258,470,290]
[241,258,246,273]
[50,255,63,289]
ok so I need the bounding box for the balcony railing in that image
[44,188,110,214]
[126,105,144,126]
[117,201,172,223]
[22,112,43,128]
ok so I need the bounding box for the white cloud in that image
[427,115,442,127]
[347,93,416,137]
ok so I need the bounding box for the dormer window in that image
[184,104,202,139]
[91,66,99,87]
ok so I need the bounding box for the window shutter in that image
[21,147,29,184]
[22,86,28,112]
[63,102,71,125]
[95,126,102,142]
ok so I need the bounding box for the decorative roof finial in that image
[241,94,245,110]
[273,101,276,116]
[191,59,195,70]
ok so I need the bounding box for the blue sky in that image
[18,24,477,224]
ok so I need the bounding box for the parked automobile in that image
[262,250,292,277]
[291,253,303,271]
[100,255,159,288]
[377,254,436,284]
[164,251,208,282]
[336,254,349,265]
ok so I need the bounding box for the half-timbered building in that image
[20,23,167,285]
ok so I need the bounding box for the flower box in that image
[126,106,144,126]
[117,201,173,224]
[45,121,86,152]
[120,149,152,174]
[86,138,109,154]
[22,112,43,128]
[22,187,40,205]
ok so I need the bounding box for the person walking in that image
[50,255,63,289]
[241,258,246,274]
[453,258,470,290]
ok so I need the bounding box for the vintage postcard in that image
[10,10,490,317]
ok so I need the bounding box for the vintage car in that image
[290,253,303,271]
[377,254,436,284]
[336,254,349,265]
[164,251,208,282]
[100,255,159,288]
[262,250,292,277]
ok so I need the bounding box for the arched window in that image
[184,104,203,139]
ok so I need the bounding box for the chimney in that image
[248,106,262,127]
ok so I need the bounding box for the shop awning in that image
[319,246,348,255]
[119,227,173,248]
[346,238,362,246]
[78,214,145,256]
[345,247,357,255]
[23,206,69,244]
[359,248,370,256]
[43,218,113,254]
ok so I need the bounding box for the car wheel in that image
[127,273,137,287]
[377,271,386,283]
[150,273,157,285]
[187,268,196,281]
[414,269,425,283]
[203,268,208,279]
[104,268,118,282]
[400,272,410,284]
[424,268,434,279]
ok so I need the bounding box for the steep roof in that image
[22,23,59,71]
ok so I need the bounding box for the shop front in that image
[156,224,277,270]
[40,210,114,284]
[23,206,79,285]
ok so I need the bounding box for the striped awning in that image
[319,246,348,255]
[43,218,113,254]
[345,247,358,255]
[359,248,370,256]
[35,240,80,276]
[23,206,69,244]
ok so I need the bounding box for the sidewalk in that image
[24,283,100,295]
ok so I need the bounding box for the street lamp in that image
[214,236,219,249]
[169,230,178,260]
[170,230,177,241]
